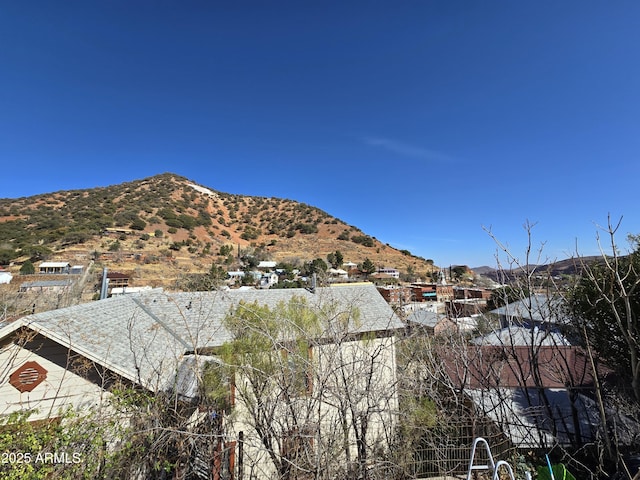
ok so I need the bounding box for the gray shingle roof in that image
[2,284,402,393]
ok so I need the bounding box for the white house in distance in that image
[0,269,12,284]
[259,271,279,288]
[257,261,277,270]
[328,268,349,280]
[38,262,71,274]
[0,284,403,479]
[377,267,400,279]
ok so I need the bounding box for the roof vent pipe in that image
[100,268,109,300]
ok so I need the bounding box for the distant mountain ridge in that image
[472,256,604,280]
[0,173,436,286]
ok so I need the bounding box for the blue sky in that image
[1,2,639,268]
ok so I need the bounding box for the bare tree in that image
[475,219,640,478]
[565,216,640,475]
[214,296,400,480]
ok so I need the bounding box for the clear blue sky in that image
[2,2,639,268]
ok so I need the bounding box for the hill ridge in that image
[0,173,437,287]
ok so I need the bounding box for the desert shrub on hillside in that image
[351,234,374,247]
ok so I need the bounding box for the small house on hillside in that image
[99,272,130,294]
[227,270,245,281]
[70,265,84,275]
[257,261,277,270]
[19,279,73,293]
[106,272,130,289]
[377,267,400,279]
[328,268,348,280]
[0,269,12,285]
[259,272,279,288]
[38,262,70,274]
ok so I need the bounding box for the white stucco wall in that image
[0,340,110,421]
[226,334,399,479]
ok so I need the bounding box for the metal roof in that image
[467,387,598,448]
[471,326,570,346]
[20,280,73,288]
[38,262,70,268]
[405,309,442,329]
[488,294,570,324]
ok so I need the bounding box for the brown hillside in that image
[0,173,437,289]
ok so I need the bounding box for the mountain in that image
[0,173,436,287]
[471,256,605,283]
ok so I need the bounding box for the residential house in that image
[0,269,12,284]
[376,267,400,279]
[18,279,73,294]
[38,262,71,274]
[258,272,279,288]
[0,284,404,479]
[370,272,399,286]
[69,265,84,275]
[443,295,612,450]
[227,270,245,281]
[327,268,348,280]
[257,261,277,270]
[449,340,616,449]
[103,271,130,289]
[470,325,570,348]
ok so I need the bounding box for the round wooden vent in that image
[9,361,48,393]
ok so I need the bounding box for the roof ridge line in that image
[131,296,191,350]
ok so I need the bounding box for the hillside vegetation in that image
[0,173,436,287]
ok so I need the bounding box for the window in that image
[10,361,47,393]
[283,343,313,396]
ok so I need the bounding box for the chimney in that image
[100,268,109,300]
[310,272,317,294]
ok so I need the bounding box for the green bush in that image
[20,260,35,274]
[130,217,147,231]
[297,223,318,234]
[351,235,374,247]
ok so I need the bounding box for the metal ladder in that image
[466,437,530,480]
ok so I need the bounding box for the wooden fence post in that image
[238,431,244,480]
